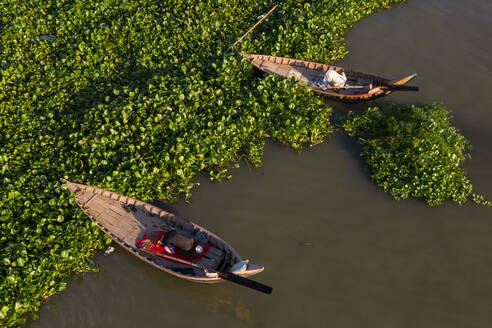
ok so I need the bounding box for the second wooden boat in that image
[61,179,271,293]
[244,53,418,103]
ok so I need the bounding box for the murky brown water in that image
[27,0,491,327]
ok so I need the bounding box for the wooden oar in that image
[310,84,419,92]
[381,85,419,91]
[141,248,273,294]
[310,84,369,90]
[229,4,279,50]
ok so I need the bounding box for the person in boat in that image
[156,229,207,256]
[156,229,193,254]
[314,69,347,89]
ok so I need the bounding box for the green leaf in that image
[0,306,9,318]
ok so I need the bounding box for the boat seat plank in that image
[271,65,291,76]
[108,203,132,216]
[195,257,216,270]
[203,250,225,269]
[207,246,224,257]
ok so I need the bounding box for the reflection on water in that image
[27,248,260,328]
[207,294,255,324]
[144,247,259,326]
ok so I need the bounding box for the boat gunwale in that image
[244,53,391,78]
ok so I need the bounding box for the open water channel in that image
[27,0,491,327]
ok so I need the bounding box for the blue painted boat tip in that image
[408,73,417,80]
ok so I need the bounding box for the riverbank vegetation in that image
[0,0,406,326]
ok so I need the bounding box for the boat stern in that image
[236,263,264,278]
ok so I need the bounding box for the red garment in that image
[136,230,211,263]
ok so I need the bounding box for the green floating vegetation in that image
[0,0,405,326]
[342,104,490,206]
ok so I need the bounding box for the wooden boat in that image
[243,54,418,103]
[61,179,270,292]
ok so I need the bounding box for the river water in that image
[27,0,491,327]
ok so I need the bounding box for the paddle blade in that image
[218,272,273,294]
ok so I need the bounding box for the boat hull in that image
[244,54,416,103]
[62,180,264,283]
